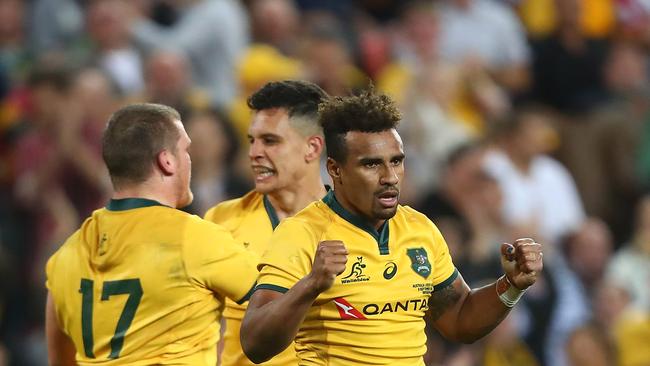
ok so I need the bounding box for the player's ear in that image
[305,135,324,163]
[156,149,176,176]
[326,157,341,182]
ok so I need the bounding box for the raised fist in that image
[308,240,348,294]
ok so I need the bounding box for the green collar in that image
[106,198,167,211]
[322,190,390,255]
[263,195,280,229]
[263,186,330,230]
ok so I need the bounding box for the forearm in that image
[453,281,511,343]
[241,276,319,363]
[433,240,541,343]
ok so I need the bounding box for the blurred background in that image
[1,0,650,365]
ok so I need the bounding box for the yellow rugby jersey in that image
[257,190,458,366]
[45,198,258,366]
[204,190,299,366]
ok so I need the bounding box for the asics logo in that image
[383,262,397,279]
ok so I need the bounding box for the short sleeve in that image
[184,222,258,304]
[428,220,458,291]
[256,218,317,293]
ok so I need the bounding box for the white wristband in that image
[496,275,526,308]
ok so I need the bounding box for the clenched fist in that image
[500,238,543,290]
[307,240,348,294]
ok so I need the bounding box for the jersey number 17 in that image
[78,278,143,359]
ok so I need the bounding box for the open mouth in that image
[376,190,399,207]
[251,166,276,182]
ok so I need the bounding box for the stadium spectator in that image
[128,0,249,108]
[438,0,531,93]
[606,194,650,312]
[138,49,211,119]
[84,0,145,96]
[483,105,585,248]
[184,108,251,215]
[564,218,614,297]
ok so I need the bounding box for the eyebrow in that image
[358,153,405,164]
[248,133,282,140]
[358,156,390,167]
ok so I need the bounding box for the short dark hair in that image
[319,88,401,162]
[102,103,181,190]
[247,80,329,136]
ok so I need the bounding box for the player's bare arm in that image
[45,293,77,366]
[428,238,543,343]
[241,241,348,364]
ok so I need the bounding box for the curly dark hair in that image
[319,88,401,162]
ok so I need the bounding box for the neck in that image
[113,180,178,208]
[265,174,326,220]
[332,188,385,230]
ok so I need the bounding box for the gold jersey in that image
[204,191,299,366]
[45,198,258,365]
[257,191,457,366]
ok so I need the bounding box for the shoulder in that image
[395,205,447,245]
[45,225,86,287]
[294,200,333,225]
[532,156,576,182]
[483,149,513,175]
[204,190,262,223]
[148,207,234,243]
[59,209,105,258]
[275,200,332,236]
[396,205,436,228]
[609,246,643,269]
[181,211,232,237]
[47,229,82,263]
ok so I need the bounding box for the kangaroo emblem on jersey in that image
[341,256,370,283]
[407,248,431,278]
[98,233,108,256]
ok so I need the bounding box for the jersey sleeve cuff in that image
[236,282,257,305]
[433,268,459,292]
[254,283,289,294]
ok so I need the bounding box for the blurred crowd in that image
[1,0,650,365]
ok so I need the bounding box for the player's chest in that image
[231,216,274,256]
[316,231,437,318]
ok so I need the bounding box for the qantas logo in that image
[362,299,428,315]
[333,298,367,320]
